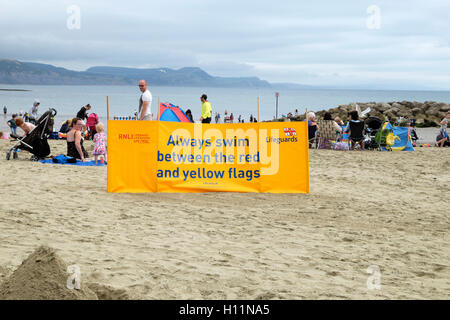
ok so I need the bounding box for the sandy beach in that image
[0,137,448,300]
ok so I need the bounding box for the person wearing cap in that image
[29,99,40,124]
[200,94,212,123]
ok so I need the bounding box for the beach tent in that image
[382,123,415,151]
[158,102,192,123]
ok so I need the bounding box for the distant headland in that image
[0,59,313,89]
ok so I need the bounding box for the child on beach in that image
[7,114,18,136]
[92,122,107,164]
[436,113,450,147]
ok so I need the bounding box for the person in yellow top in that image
[200,94,212,123]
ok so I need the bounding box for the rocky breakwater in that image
[285,101,449,127]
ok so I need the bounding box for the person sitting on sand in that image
[435,112,450,147]
[67,117,88,162]
[14,117,36,137]
[92,122,107,165]
[59,119,72,134]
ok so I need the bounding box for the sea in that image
[1,84,450,131]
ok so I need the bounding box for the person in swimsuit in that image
[67,117,88,162]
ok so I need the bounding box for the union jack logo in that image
[284,128,297,136]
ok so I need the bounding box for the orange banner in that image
[107,121,309,193]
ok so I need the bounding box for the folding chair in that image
[349,121,365,150]
[317,120,341,149]
[308,125,319,149]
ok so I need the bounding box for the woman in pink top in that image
[86,113,99,140]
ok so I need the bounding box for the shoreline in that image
[0,117,443,144]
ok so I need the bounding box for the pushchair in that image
[6,108,57,161]
[364,117,383,150]
[410,127,419,145]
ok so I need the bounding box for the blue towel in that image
[39,154,106,166]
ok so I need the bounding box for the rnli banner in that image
[107,121,309,193]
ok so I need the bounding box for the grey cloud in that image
[0,0,449,89]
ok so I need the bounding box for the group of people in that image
[4,98,107,164]
[65,117,106,164]
[5,99,41,137]
[307,111,354,147]
[308,110,450,149]
[67,104,106,164]
[212,112,257,124]
[136,79,260,124]
[136,80,213,123]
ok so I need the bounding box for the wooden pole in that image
[157,97,160,120]
[257,97,260,123]
[106,96,109,121]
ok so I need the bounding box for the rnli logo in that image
[283,128,297,137]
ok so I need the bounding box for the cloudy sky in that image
[1,0,449,90]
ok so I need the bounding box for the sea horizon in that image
[1,84,450,125]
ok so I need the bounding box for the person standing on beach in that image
[29,99,40,124]
[7,114,18,135]
[138,80,153,120]
[76,104,91,121]
[200,94,212,123]
[3,106,6,117]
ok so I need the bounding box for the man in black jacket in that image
[76,104,91,121]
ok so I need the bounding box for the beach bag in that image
[49,132,60,140]
[332,142,349,151]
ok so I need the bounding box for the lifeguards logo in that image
[284,128,297,137]
[266,128,298,144]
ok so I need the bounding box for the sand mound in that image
[0,246,98,300]
[87,283,130,300]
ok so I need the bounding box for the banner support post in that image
[107,96,109,120]
[257,97,260,123]
[157,97,160,120]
